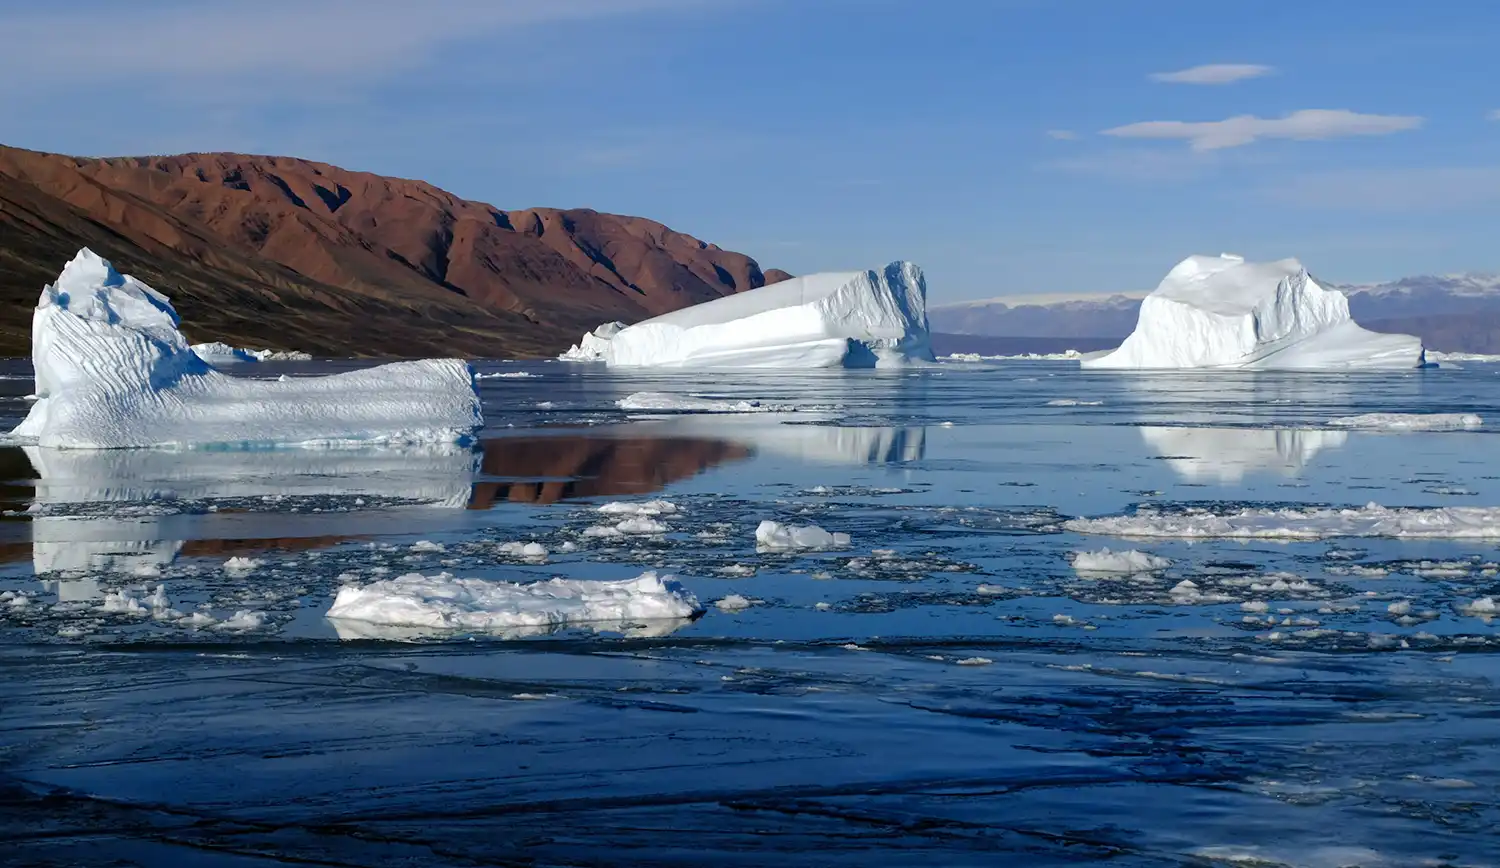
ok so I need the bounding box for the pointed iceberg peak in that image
[44,247,181,337]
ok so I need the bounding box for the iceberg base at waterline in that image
[565,261,933,368]
[190,342,313,365]
[10,249,482,449]
[1082,254,1425,370]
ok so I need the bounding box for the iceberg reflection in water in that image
[1140,426,1348,484]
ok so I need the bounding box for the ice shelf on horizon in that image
[1082,254,1426,370]
[10,249,482,449]
[560,261,933,368]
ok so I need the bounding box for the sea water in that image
[1,358,1497,865]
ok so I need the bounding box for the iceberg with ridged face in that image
[11,249,482,449]
[1082,254,1425,370]
[574,261,933,368]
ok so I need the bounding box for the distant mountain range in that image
[0,145,789,358]
[931,273,1500,353]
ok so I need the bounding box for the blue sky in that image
[2,0,1497,303]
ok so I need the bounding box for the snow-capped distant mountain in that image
[932,272,1500,352]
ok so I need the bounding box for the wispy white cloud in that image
[1149,64,1273,85]
[1103,109,1423,151]
[1267,166,1500,211]
[1046,129,1079,140]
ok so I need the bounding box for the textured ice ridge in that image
[1083,254,1424,370]
[569,262,933,368]
[11,249,482,448]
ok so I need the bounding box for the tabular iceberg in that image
[567,261,933,368]
[11,249,482,449]
[1082,255,1425,370]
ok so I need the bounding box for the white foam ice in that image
[1329,412,1482,430]
[558,321,625,362]
[326,570,702,635]
[755,520,851,552]
[616,392,789,413]
[573,262,932,368]
[191,342,313,365]
[1140,427,1347,483]
[11,249,482,448]
[1066,503,1500,540]
[1083,254,1424,370]
[1071,548,1172,574]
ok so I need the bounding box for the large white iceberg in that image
[11,249,482,448]
[1082,255,1425,370]
[568,262,933,368]
[558,321,625,362]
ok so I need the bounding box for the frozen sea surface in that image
[2,357,1499,865]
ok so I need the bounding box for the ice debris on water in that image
[223,557,263,577]
[1065,502,1500,540]
[497,542,549,562]
[755,520,851,552]
[326,571,701,633]
[597,500,679,517]
[715,594,755,612]
[1329,412,1482,430]
[1071,548,1172,575]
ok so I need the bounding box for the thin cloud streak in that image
[1104,109,1423,151]
[1149,64,1273,85]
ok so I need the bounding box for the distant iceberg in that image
[1082,255,1425,370]
[190,342,312,365]
[11,249,482,449]
[564,262,933,368]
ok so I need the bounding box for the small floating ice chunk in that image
[715,594,755,612]
[755,520,851,552]
[1461,597,1497,617]
[215,610,268,631]
[955,656,993,666]
[616,392,784,413]
[409,540,446,553]
[1045,399,1102,406]
[1329,412,1482,430]
[326,571,701,632]
[597,500,679,516]
[223,556,263,576]
[615,517,669,535]
[498,541,549,562]
[1071,548,1172,575]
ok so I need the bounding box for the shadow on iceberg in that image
[1140,426,1347,484]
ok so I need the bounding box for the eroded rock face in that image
[0,145,787,358]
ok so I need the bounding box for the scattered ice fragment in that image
[955,657,993,666]
[410,540,446,553]
[223,556,263,577]
[498,541,549,562]
[1066,502,1500,539]
[1461,597,1496,617]
[1044,399,1102,406]
[615,517,669,535]
[1071,548,1172,575]
[715,594,755,612]
[755,520,850,552]
[215,610,268,631]
[616,393,787,413]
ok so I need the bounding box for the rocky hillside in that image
[0,145,789,358]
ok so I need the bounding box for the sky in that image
[2,0,1497,304]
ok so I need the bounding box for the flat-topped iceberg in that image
[11,249,482,448]
[190,342,312,365]
[558,321,625,362]
[567,261,933,368]
[1082,255,1425,370]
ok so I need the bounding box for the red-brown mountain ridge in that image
[0,145,791,358]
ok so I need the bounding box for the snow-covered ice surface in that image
[1,357,1498,864]
[11,249,480,447]
[1084,254,1426,370]
[573,261,933,368]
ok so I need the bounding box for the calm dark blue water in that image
[2,359,1498,866]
